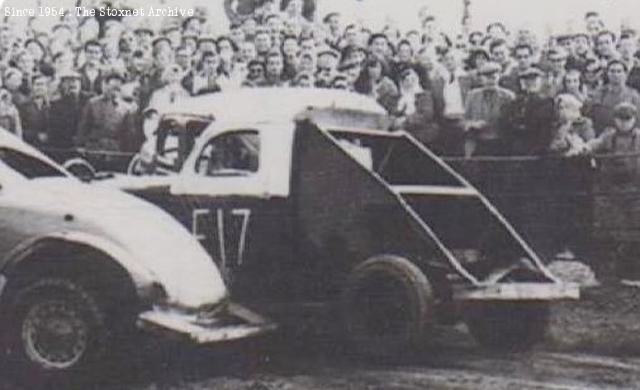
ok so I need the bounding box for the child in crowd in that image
[549,93,595,156]
[590,102,640,154]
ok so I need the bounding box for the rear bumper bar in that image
[137,303,277,344]
[453,282,580,301]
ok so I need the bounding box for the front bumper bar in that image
[453,282,580,301]
[137,303,277,344]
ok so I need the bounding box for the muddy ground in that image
[4,282,640,390]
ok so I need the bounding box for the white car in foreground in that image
[0,129,273,386]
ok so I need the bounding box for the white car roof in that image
[155,88,387,122]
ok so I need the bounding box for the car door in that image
[164,127,296,302]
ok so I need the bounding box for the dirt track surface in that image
[4,283,640,390]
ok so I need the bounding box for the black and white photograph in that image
[0,0,639,388]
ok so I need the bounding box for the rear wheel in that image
[465,302,549,352]
[2,278,110,387]
[342,255,434,358]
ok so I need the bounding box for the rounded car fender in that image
[1,231,160,297]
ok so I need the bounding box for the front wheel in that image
[465,302,549,352]
[2,278,110,387]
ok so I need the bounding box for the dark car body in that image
[102,89,578,351]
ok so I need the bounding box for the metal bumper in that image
[453,282,580,301]
[137,303,277,344]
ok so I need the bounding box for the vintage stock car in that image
[0,129,274,385]
[103,88,580,354]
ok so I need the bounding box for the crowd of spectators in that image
[1,1,640,161]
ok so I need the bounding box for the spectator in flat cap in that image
[464,61,516,157]
[77,71,137,153]
[50,72,91,149]
[501,66,556,155]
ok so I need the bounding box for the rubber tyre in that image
[341,255,434,358]
[62,158,97,182]
[466,302,549,352]
[127,154,144,176]
[2,278,109,388]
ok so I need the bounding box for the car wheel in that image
[341,255,434,358]
[127,154,145,176]
[3,278,109,386]
[465,302,549,352]
[63,158,97,182]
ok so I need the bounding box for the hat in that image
[478,61,502,75]
[317,49,339,59]
[103,72,125,83]
[52,23,72,32]
[134,27,154,36]
[614,102,637,120]
[161,21,181,34]
[152,36,172,48]
[3,67,22,79]
[197,35,217,44]
[58,71,82,81]
[518,66,544,79]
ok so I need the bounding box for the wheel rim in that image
[22,299,89,370]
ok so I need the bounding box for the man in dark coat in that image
[500,67,555,155]
[78,40,104,96]
[18,74,51,149]
[49,72,92,149]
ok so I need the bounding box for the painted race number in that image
[192,208,251,269]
